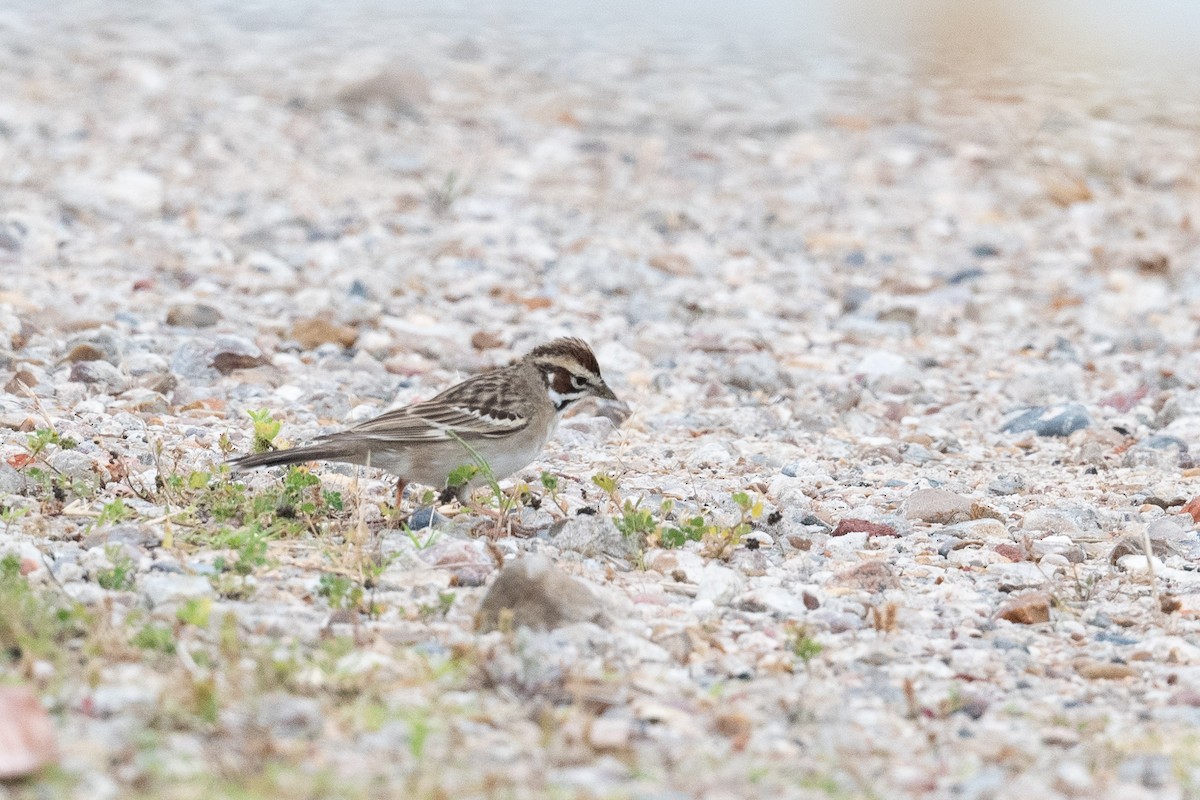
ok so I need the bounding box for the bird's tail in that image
[227,443,355,472]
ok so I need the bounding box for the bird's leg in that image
[392,478,409,518]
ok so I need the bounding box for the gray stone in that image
[1146,518,1190,543]
[727,351,786,393]
[90,681,161,719]
[735,586,809,618]
[476,555,605,632]
[140,573,214,608]
[123,351,170,377]
[82,524,162,551]
[987,474,1025,495]
[904,488,973,524]
[694,563,745,605]
[408,506,449,530]
[210,335,268,374]
[66,329,123,365]
[1022,506,1099,536]
[46,450,96,484]
[957,764,1007,800]
[1001,404,1091,437]
[252,693,323,739]
[854,350,910,377]
[1117,754,1172,789]
[687,440,737,467]
[0,221,25,251]
[68,360,129,393]
[0,464,23,495]
[165,303,222,328]
[550,514,639,560]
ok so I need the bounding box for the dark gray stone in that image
[1001,404,1091,437]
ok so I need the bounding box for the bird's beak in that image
[595,381,619,402]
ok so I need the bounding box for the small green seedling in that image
[246,409,282,453]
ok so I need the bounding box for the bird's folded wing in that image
[333,400,528,442]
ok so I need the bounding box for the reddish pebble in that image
[1168,689,1200,707]
[1100,385,1149,413]
[831,518,899,537]
[1182,496,1200,524]
[993,543,1028,562]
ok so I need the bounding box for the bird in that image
[228,337,620,504]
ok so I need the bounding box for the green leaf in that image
[591,472,618,495]
[447,463,481,489]
[177,597,213,628]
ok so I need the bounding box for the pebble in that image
[1001,404,1092,437]
[407,506,449,530]
[727,351,786,393]
[139,574,214,608]
[904,488,973,524]
[831,518,899,537]
[290,317,359,349]
[252,693,323,739]
[1117,754,1172,788]
[987,474,1025,495]
[997,593,1051,625]
[735,586,810,618]
[46,450,96,484]
[693,564,745,606]
[476,555,605,632]
[68,360,129,393]
[550,514,639,561]
[0,686,56,780]
[165,303,222,328]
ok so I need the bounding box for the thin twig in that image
[18,380,55,429]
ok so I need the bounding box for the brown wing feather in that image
[337,368,530,442]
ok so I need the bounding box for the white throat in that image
[547,386,585,414]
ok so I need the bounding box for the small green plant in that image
[702,491,764,559]
[405,524,441,551]
[446,463,481,494]
[405,708,432,759]
[540,471,569,515]
[614,499,658,539]
[662,511,707,549]
[0,553,90,666]
[132,623,175,654]
[417,591,456,619]
[427,170,464,215]
[278,467,321,518]
[247,408,282,454]
[25,427,77,459]
[191,676,220,724]
[177,597,213,628]
[318,572,364,612]
[212,524,270,577]
[786,623,824,666]
[323,490,344,511]
[96,546,136,591]
[590,472,620,503]
[445,432,514,519]
[0,505,29,534]
[94,497,133,527]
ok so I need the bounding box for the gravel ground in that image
[2,3,1200,799]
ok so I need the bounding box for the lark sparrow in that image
[229,337,619,501]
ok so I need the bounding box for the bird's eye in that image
[571,374,587,389]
